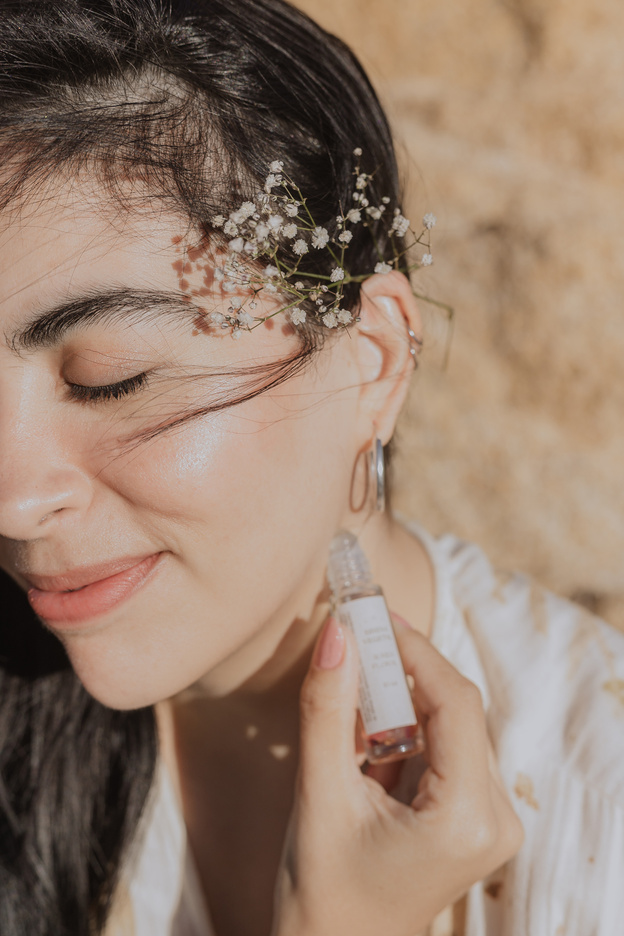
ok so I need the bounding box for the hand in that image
[271,617,524,936]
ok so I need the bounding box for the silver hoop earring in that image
[368,435,386,513]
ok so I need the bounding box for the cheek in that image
[104,375,356,551]
[70,381,357,708]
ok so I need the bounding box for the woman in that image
[0,1,621,935]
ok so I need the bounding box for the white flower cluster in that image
[208,150,436,336]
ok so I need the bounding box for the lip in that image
[26,552,164,627]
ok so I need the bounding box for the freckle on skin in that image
[193,313,211,335]
[187,237,210,262]
[282,323,295,337]
[264,317,274,330]
[183,262,192,274]
[171,235,183,246]
[198,287,210,297]
[172,259,184,276]
[179,278,189,290]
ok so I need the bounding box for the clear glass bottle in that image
[327,530,423,764]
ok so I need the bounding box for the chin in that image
[63,637,184,711]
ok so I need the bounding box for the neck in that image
[165,513,433,720]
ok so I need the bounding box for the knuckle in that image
[499,805,525,857]
[299,680,340,723]
[458,678,485,710]
[444,802,498,861]
[468,812,499,857]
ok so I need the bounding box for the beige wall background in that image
[295,0,624,629]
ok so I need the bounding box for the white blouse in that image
[108,524,624,936]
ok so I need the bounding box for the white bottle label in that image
[339,595,417,736]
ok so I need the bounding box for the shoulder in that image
[400,526,624,936]
[429,531,624,804]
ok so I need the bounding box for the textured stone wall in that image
[294,0,624,629]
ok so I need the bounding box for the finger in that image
[363,758,403,793]
[297,617,362,809]
[393,625,490,794]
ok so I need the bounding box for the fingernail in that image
[314,618,345,670]
[392,613,413,630]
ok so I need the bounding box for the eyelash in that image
[67,372,149,403]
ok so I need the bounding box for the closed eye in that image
[67,371,149,403]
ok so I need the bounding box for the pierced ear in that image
[352,271,422,444]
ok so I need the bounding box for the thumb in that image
[297,617,361,810]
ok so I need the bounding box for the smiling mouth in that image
[26,552,165,628]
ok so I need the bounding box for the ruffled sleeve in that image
[435,533,624,936]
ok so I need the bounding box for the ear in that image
[351,270,422,445]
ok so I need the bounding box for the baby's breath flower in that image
[238,310,255,328]
[311,227,330,249]
[206,153,438,338]
[290,307,307,325]
[391,211,410,237]
[231,202,256,225]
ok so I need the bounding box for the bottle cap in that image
[327,529,372,598]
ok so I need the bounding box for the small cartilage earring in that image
[407,327,423,361]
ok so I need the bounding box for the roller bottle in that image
[327,530,422,764]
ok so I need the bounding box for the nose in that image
[0,374,93,541]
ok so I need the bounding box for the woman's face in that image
[0,177,368,708]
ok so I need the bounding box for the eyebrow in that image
[8,287,202,352]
